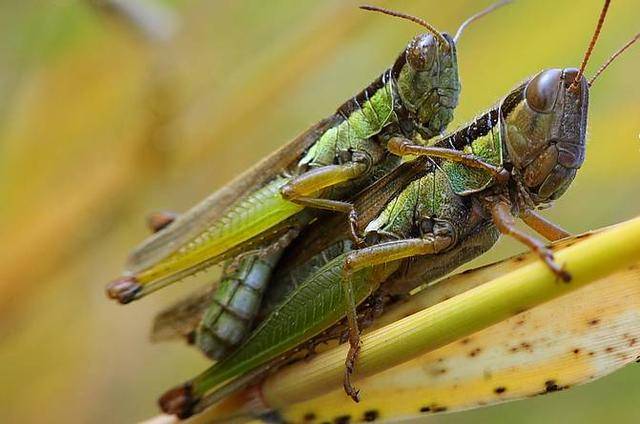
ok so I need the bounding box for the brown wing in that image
[150,284,215,343]
[125,115,341,274]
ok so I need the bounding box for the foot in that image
[343,340,361,402]
[539,248,571,282]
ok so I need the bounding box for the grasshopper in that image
[106,2,511,306]
[157,1,640,416]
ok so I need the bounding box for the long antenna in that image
[589,32,640,87]
[570,0,611,90]
[360,5,449,49]
[454,0,512,44]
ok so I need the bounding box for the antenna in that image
[360,5,449,49]
[570,0,611,90]
[589,32,640,87]
[454,0,512,44]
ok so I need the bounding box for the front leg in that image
[387,137,510,184]
[341,235,455,401]
[488,200,571,281]
[520,209,571,241]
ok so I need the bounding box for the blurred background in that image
[1,0,639,422]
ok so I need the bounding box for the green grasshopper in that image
[106,2,511,307]
[158,2,640,416]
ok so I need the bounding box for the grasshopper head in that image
[361,2,511,139]
[502,68,589,206]
[500,0,637,207]
[396,32,460,139]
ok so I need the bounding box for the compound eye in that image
[525,69,562,113]
[406,34,437,71]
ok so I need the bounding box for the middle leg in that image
[340,235,455,400]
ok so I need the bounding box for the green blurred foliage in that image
[0,0,639,422]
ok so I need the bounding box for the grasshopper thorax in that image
[502,68,588,206]
[396,33,459,139]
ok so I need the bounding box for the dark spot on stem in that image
[430,367,447,376]
[469,347,482,357]
[334,415,351,424]
[420,406,431,413]
[494,386,507,394]
[363,410,379,422]
[544,380,563,393]
[433,406,448,413]
[605,347,615,353]
[573,348,580,354]
[588,318,600,326]
[304,413,316,422]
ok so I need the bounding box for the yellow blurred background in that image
[1,0,639,422]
